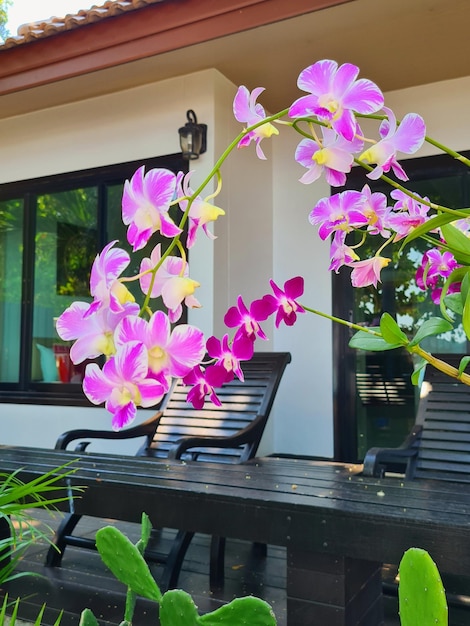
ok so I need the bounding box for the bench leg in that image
[209,535,226,591]
[46,512,82,567]
[287,549,384,626]
[159,529,195,592]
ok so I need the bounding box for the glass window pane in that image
[0,199,23,382]
[32,188,98,384]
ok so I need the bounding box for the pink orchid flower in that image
[295,127,362,187]
[56,300,140,364]
[328,231,359,273]
[86,240,134,317]
[224,295,271,342]
[387,189,430,241]
[83,341,168,430]
[122,165,181,251]
[257,277,305,328]
[139,244,201,323]
[206,333,254,383]
[360,107,426,181]
[176,171,225,248]
[359,185,392,237]
[183,364,228,409]
[114,311,205,383]
[416,249,461,304]
[289,60,384,141]
[233,86,279,160]
[309,190,369,240]
[349,256,391,288]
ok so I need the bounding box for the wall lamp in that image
[178,109,207,160]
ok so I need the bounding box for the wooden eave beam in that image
[0,0,353,96]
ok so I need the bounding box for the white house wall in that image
[1,70,468,457]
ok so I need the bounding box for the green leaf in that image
[159,590,200,626]
[443,292,463,316]
[411,359,426,386]
[95,526,161,602]
[441,223,470,264]
[398,548,448,626]
[409,317,454,347]
[349,329,402,352]
[380,313,409,345]
[136,512,152,555]
[79,609,100,626]
[199,596,276,626]
[462,285,470,340]
[458,356,470,376]
[439,266,469,320]
[402,209,470,248]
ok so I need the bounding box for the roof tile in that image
[2,0,165,49]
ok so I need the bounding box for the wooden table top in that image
[1,446,469,575]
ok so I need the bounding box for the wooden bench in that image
[363,361,470,481]
[45,351,291,590]
[363,361,470,611]
[1,448,470,626]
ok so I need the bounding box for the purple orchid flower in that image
[309,190,369,240]
[183,364,228,409]
[176,171,225,248]
[206,333,254,382]
[139,244,201,323]
[122,166,181,252]
[416,249,461,304]
[328,231,359,273]
[86,240,134,317]
[360,107,426,181]
[224,295,271,342]
[295,127,362,187]
[387,189,430,241]
[83,341,168,430]
[349,256,391,288]
[256,277,305,328]
[56,299,140,364]
[233,85,279,159]
[114,311,205,384]
[289,60,384,141]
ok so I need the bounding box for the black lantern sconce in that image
[178,109,207,160]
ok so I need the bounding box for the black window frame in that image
[333,150,470,461]
[0,153,187,407]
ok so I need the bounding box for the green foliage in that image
[408,317,453,347]
[86,513,277,626]
[0,464,79,586]
[95,523,161,602]
[349,327,403,351]
[198,596,276,625]
[380,313,408,346]
[398,548,448,626]
[1,595,62,625]
[350,312,455,359]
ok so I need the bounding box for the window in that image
[0,154,186,406]
[333,151,470,462]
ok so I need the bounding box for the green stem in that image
[302,304,382,336]
[409,344,470,385]
[424,135,470,168]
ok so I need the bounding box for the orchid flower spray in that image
[57,57,470,428]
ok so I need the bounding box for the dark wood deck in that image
[1,509,404,626]
[2,511,470,625]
